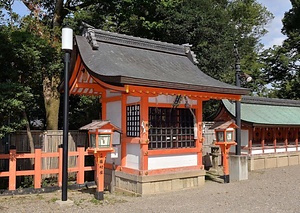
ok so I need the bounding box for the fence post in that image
[58,146,63,187]
[77,146,85,185]
[9,148,16,190]
[34,147,42,188]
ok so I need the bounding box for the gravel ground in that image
[1,165,300,213]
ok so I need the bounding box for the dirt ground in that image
[1,165,300,213]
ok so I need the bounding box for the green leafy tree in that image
[0,23,57,151]
[1,0,274,128]
[260,0,300,99]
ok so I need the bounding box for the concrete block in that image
[197,176,205,186]
[141,182,153,194]
[160,180,172,192]
[289,155,299,166]
[115,169,205,195]
[252,158,266,170]
[229,155,248,181]
[265,157,277,169]
[277,156,289,167]
[171,179,182,190]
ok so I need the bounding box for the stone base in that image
[55,199,74,206]
[114,169,206,195]
[94,191,104,200]
[229,155,248,181]
[223,175,230,183]
[248,152,300,171]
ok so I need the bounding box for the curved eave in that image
[222,99,300,126]
[90,73,249,95]
[75,35,249,97]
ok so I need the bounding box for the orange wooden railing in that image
[0,147,95,191]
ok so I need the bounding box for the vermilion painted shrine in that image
[67,23,248,194]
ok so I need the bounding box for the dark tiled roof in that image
[80,120,121,132]
[209,120,238,130]
[75,25,249,95]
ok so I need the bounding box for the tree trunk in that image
[23,111,34,167]
[43,75,60,130]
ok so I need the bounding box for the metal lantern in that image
[79,120,121,200]
[210,121,238,183]
[80,120,121,152]
[88,130,112,149]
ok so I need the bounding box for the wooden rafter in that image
[124,85,241,101]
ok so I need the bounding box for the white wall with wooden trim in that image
[126,143,140,169]
[127,96,141,104]
[148,154,197,170]
[106,90,121,97]
[148,95,197,105]
[106,101,122,146]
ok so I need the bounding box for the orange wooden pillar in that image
[295,128,299,151]
[273,128,277,152]
[284,128,288,151]
[58,147,63,187]
[249,128,253,155]
[262,128,265,153]
[140,96,149,173]
[215,142,236,183]
[34,147,42,189]
[94,151,108,200]
[121,94,127,168]
[76,146,85,185]
[9,149,16,190]
[196,99,203,167]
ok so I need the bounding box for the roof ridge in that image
[241,95,300,107]
[93,28,185,55]
[81,23,199,64]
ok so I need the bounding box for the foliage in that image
[0,83,32,138]
[0,17,59,136]
[20,175,34,188]
[260,0,300,99]
[75,0,272,87]
[70,0,273,118]
[59,95,101,130]
[0,0,275,129]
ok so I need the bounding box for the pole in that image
[234,44,241,155]
[62,51,70,201]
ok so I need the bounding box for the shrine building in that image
[67,23,248,195]
[214,95,300,171]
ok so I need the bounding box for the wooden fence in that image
[0,130,88,174]
[0,147,94,191]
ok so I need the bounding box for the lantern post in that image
[61,27,73,201]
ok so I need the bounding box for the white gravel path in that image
[1,165,300,213]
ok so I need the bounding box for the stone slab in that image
[229,155,248,181]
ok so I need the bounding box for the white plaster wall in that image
[230,129,249,153]
[106,145,121,165]
[149,95,197,105]
[106,101,121,148]
[127,96,141,104]
[264,148,275,154]
[126,143,140,169]
[106,89,121,97]
[287,147,297,152]
[148,154,197,170]
[106,101,121,129]
[276,148,286,153]
[252,149,263,155]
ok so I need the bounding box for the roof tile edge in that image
[242,95,300,107]
[81,23,187,55]
[81,23,99,50]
